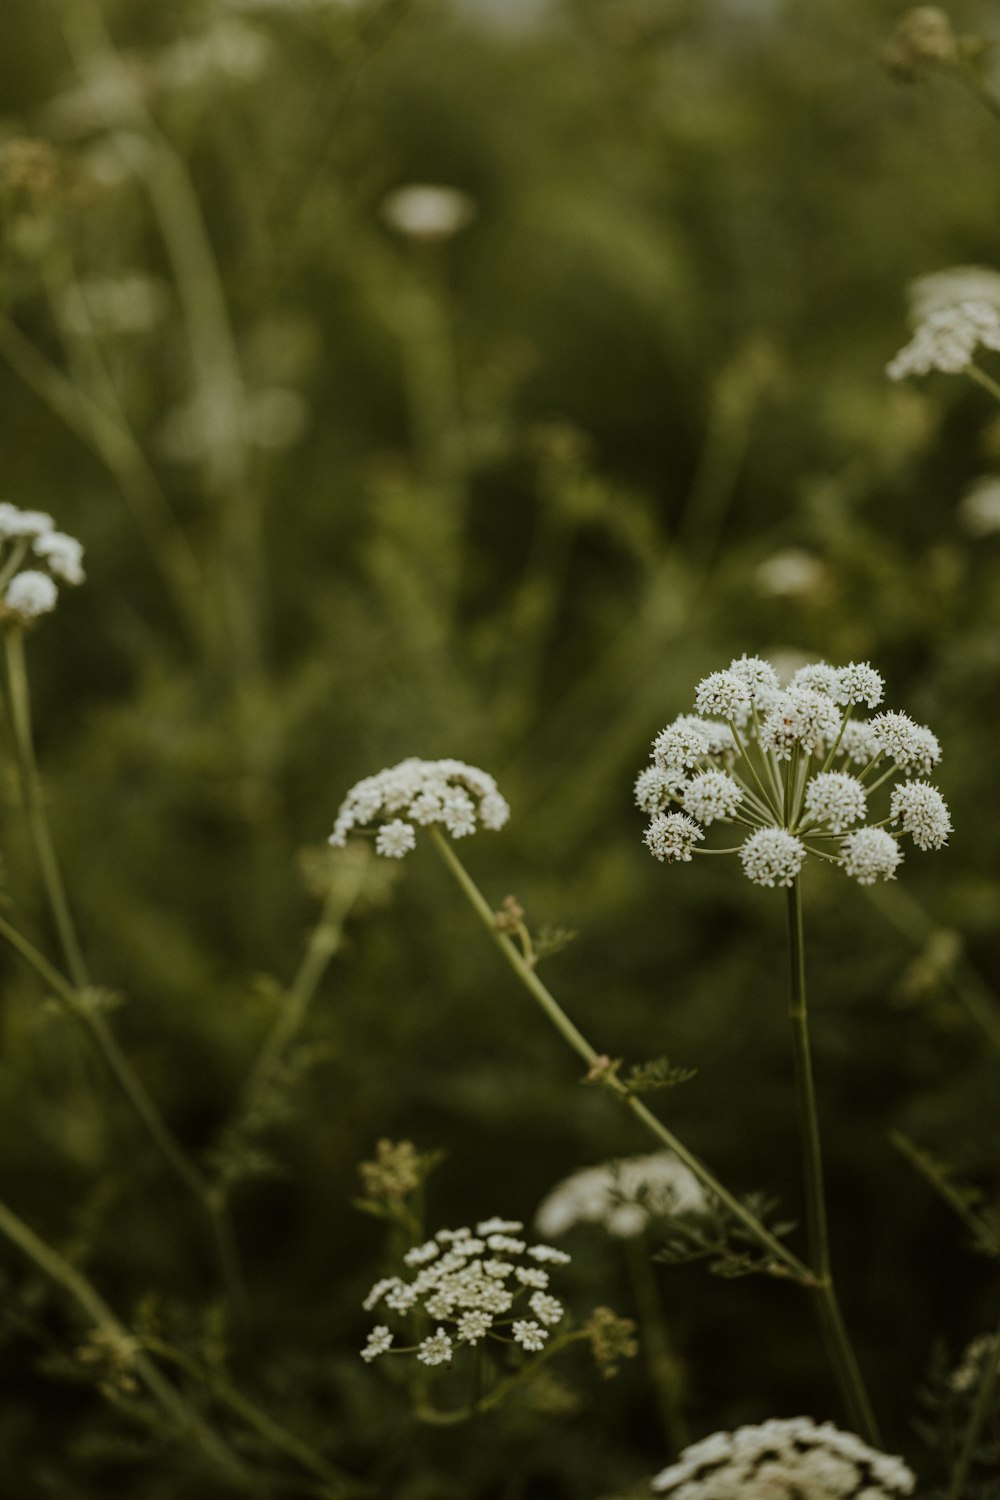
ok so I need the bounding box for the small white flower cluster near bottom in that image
[535,1152,709,1241]
[360,1218,570,1370]
[329,758,510,859]
[637,657,950,888]
[651,1417,916,1499]
[0,503,86,622]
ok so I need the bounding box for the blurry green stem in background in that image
[785,880,881,1445]
[2,626,88,988]
[0,1194,249,1484]
[966,363,1000,406]
[232,853,370,1139]
[623,1232,689,1455]
[0,841,244,1310]
[140,1335,363,1496]
[946,1310,1000,1500]
[428,829,812,1287]
[414,1327,590,1427]
[0,316,206,645]
[868,883,1000,1054]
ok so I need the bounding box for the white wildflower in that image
[728,654,781,701]
[887,299,1000,380]
[693,669,752,721]
[476,1217,524,1235]
[644,812,704,863]
[5,571,58,618]
[890,781,952,850]
[651,1416,916,1498]
[869,713,941,772]
[380,184,476,241]
[760,688,840,759]
[535,1153,708,1241]
[682,770,743,825]
[634,765,686,815]
[527,1245,571,1264]
[33,531,85,585]
[403,1240,440,1267]
[528,1292,564,1326]
[740,828,806,888]
[361,1326,393,1363]
[835,661,884,708]
[330,758,509,854]
[0,504,54,538]
[511,1320,547,1353]
[839,828,903,885]
[790,662,842,698]
[910,266,1000,323]
[362,1277,401,1312]
[375,819,416,859]
[802,772,867,833]
[652,718,714,772]
[515,1266,549,1289]
[417,1328,453,1367]
[456,1310,492,1344]
[839,719,880,766]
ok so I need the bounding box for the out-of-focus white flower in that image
[360,1325,393,1363]
[535,1153,709,1241]
[380,183,476,241]
[910,266,1000,323]
[511,1320,547,1352]
[651,1416,916,1498]
[0,504,54,538]
[33,531,85,585]
[154,21,270,92]
[5,570,58,618]
[755,549,826,599]
[417,1328,453,1367]
[887,299,1000,380]
[959,476,1000,537]
[330,758,509,858]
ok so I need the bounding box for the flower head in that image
[636,657,946,889]
[887,299,1000,380]
[4,570,58,619]
[535,1153,709,1241]
[651,1417,915,1498]
[0,505,84,624]
[330,758,509,857]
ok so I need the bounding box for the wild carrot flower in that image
[330,758,509,859]
[359,1218,569,1369]
[535,1153,709,1240]
[650,1417,916,1497]
[636,658,949,886]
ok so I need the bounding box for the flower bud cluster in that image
[0,503,85,622]
[360,1218,571,1369]
[637,657,949,887]
[330,758,510,858]
[651,1416,915,1498]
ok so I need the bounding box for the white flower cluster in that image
[651,1417,916,1499]
[637,657,949,887]
[360,1218,570,1369]
[0,503,85,622]
[887,295,1000,381]
[535,1153,709,1241]
[329,758,510,858]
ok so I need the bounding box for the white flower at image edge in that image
[5,571,58,618]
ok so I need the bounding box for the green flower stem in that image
[946,1314,1000,1500]
[3,627,89,988]
[786,879,881,1444]
[968,363,1000,405]
[141,1337,363,1495]
[730,721,780,817]
[0,910,245,1314]
[819,707,854,777]
[236,857,369,1119]
[624,1233,689,1455]
[0,1194,250,1485]
[414,1329,589,1426]
[430,830,812,1285]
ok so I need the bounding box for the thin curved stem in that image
[0,1194,250,1484]
[430,830,812,1285]
[0,910,245,1314]
[624,1234,689,1454]
[946,1314,1000,1500]
[786,879,880,1443]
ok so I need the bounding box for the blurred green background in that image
[1,0,999,1494]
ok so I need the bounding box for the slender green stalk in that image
[0,1194,250,1484]
[946,1316,1000,1500]
[624,1234,689,1454]
[966,363,1000,404]
[237,857,369,1116]
[430,830,812,1285]
[785,880,880,1443]
[0,909,245,1312]
[3,627,88,987]
[142,1336,361,1493]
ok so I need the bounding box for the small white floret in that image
[417,1328,454,1367]
[375,819,417,858]
[682,770,743,825]
[528,1292,564,1326]
[5,570,58,618]
[802,772,867,833]
[361,1325,394,1363]
[740,828,806,888]
[890,780,952,850]
[33,531,85,585]
[511,1319,547,1353]
[839,828,903,885]
[835,661,884,708]
[693,670,751,721]
[644,812,704,863]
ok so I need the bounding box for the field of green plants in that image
[1,0,999,1495]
